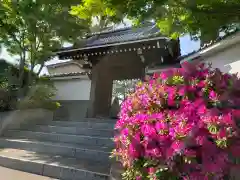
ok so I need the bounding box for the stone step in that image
[32,125,114,138]
[0,138,111,164]
[70,118,116,123]
[0,148,109,180]
[3,131,113,152]
[43,121,115,130]
[4,130,114,148]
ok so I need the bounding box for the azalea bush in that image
[112,62,240,180]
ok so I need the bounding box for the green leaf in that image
[216,138,227,148]
[170,32,181,39]
[208,124,218,134]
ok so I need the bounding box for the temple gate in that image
[55,23,180,118]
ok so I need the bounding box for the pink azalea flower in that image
[178,87,186,96]
[171,140,185,154]
[155,121,168,132]
[153,73,160,79]
[160,71,169,80]
[168,97,175,106]
[129,143,140,159]
[148,167,156,174]
[197,104,207,115]
[218,128,227,139]
[136,176,142,180]
[141,124,157,137]
[209,90,218,100]
[233,109,240,118]
[145,148,162,158]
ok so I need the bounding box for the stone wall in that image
[0,109,53,135]
[53,100,89,121]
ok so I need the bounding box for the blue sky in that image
[0,34,200,75]
[179,35,200,55]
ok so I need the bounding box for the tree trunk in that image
[19,59,25,87]
[28,64,35,86]
[18,54,26,99]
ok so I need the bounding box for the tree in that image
[0,0,89,96]
[80,0,240,42]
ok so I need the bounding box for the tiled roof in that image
[57,23,162,51]
[179,28,240,60]
[86,25,160,46]
[45,71,90,78]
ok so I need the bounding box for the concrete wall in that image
[52,77,91,101]
[202,43,240,76]
[53,100,89,121]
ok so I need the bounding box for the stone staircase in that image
[0,118,115,180]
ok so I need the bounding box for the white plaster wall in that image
[203,43,240,77]
[52,78,91,100]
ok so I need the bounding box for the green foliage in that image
[85,0,240,41]
[0,65,20,111]
[0,63,60,111]
[70,0,124,32]
[71,0,114,20]
[0,91,12,111]
[0,81,16,111]
[122,168,142,180]
[18,82,60,110]
[0,79,11,111]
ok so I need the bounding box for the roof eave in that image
[49,75,90,80]
[56,36,170,55]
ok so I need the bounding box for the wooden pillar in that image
[137,49,146,81]
[87,64,99,117]
[87,62,113,118]
[95,73,113,117]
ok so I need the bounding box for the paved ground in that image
[0,166,58,180]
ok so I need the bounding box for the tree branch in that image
[36,38,41,50]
